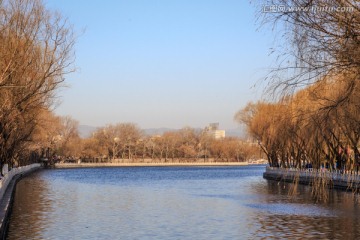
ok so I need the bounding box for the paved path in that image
[55,162,250,168]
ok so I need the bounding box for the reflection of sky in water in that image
[8,165,360,239]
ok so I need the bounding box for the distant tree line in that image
[35,120,260,163]
[77,123,260,163]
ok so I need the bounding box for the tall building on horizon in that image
[204,123,225,139]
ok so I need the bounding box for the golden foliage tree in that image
[0,0,75,166]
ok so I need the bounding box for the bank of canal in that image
[0,164,41,239]
[264,166,360,191]
[7,165,360,239]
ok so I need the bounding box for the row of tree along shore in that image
[235,1,360,176]
[236,78,360,173]
[42,120,261,166]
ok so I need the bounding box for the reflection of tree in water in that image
[7,171,54,239]
[8,170,82,239]
[250,180,360,239]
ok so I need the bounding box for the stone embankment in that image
[263,166,360,190]
[0,164,41,238]
[55,162,250,168]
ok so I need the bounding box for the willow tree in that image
[256,0,360,96]
[245,1,359,169]
[0,0,75,166]
[236,75,360,171]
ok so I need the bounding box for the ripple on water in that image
[7,166,360,239]
[246,203,338,217]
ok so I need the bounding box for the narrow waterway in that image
[7,165,360,239]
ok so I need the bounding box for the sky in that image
[47,0,274,130]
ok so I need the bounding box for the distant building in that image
[211,130,225,139]
[204,123,225,139]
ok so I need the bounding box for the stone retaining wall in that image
[0,164,41,200]
[0,163,41,239]
[263,166,360,190]
[55,162,250,168]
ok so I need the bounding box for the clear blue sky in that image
[47,0,274,129]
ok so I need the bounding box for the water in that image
[7,165,360,239]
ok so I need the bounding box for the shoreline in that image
[54,162,256,168]
[0,164,41,239]
[263,166,360,191]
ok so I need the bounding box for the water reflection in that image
[7,166,360,239]
[249,179,360,239]
[7,172,54,239]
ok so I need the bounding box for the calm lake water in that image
[7,165,360,239]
